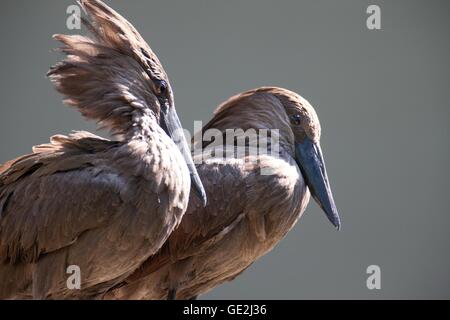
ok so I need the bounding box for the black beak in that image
[161,106,207,206]
[295,137,341,229]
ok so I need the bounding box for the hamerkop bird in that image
[105,87,341,300]
[0,0,205,299]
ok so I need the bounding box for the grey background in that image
[1,0,449,299]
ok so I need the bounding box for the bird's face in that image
[277,90,341,229]
[148,75,207,206]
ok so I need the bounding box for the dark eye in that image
[155,80,168,96]
[291,114,301,125]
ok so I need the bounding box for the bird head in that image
[147,74,207,207]
[270,87,341,229]
[137,53,206,206]
[204,87,340,228]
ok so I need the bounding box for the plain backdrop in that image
[1,0,449,299]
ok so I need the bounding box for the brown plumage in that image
[104,87,341,300]
[0,0,205,299]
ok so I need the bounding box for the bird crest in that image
[48,0,172,136]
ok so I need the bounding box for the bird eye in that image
[155,80,168,96]
[291,114,301,125]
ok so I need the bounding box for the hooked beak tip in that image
[333,217,341,231]
[200,192,207,207]
[322,205,341,230]
[191,174,207,207]
[326,202,341,230]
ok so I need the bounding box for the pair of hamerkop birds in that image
[0,0,341,299]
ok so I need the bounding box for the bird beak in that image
[161,106,207,206]
[295,137,341,229]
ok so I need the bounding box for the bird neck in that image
[123,111,162,143]
[119,113,173,175]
